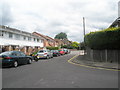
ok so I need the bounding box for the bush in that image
[84,27,120,50]
[46,47,59,50]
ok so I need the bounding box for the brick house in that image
[33,32,56,47]
[54,39,64,46]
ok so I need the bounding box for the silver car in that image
[37,49,53,59]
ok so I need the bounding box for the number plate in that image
[37,56,42,58]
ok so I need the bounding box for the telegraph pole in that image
[83,17,85,40]
[83,17,86,55]
[79,17,86,55]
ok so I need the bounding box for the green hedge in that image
[46,47,59,50]
[84,27,120,50]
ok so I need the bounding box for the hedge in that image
[84,27,120,50]
[46,47,59,50]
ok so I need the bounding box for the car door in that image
[11,51,22,64]
[19,52,27,64]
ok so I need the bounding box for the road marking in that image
[68,55,120,72]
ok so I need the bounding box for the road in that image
[2,51,118,88]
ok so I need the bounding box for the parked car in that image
[67,49,71,54]
[36,49,53,59]
[59,49,65,55]
[63,49,71,54]
[51,50,61,57]
[63,49,68,54]
[0,51,33,67]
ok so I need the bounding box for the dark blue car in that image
[0,51,33,67]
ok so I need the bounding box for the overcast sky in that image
[0,0,119,42]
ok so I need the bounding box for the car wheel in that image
[46,56,49,59]
[13,61,18,68]
[51,55,53,58]
[28,59,32,64]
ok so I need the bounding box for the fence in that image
[84,48,120,63]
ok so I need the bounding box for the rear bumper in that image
[2,61,14,67]
[37,55,47,59]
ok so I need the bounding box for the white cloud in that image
[1,0,119,42]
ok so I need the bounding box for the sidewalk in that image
[71,55,120,70]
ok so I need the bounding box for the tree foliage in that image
[71,42,79,49]
[54,32,67,40]
[61,42,80,49]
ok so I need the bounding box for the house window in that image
[28,37,31,41]
[23,36,26,40]
[41,40,43,43]
[37,39,39,42]
[9,32,13,38]
[34,38,36,41]
[0,31,3,36]
[15,34,20,40]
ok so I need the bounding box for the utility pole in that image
[83,17,85,39]
[83,17,86,55]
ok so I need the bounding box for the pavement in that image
[71,54,120,70]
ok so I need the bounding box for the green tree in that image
[54,32,67,40]
[71,42,79,49]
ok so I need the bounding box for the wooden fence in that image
[84,48,120,63]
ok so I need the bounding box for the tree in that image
[71,42,79,49]
[61,42,80,49]
[54,32,67,40]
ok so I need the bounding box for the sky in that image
[0,0,119,42]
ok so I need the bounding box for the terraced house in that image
[0,25,44,55]
[32,32,57,47]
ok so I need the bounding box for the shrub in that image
[46,47,59,50]
[84,27,120,50]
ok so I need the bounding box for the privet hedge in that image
[84,27,120,50]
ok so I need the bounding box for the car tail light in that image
[44,53,47,55]
[4,57,12,59]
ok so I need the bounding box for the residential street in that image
[2,51,118,88]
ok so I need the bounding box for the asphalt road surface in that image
[2,51,118,88]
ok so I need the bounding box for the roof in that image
[0,25,42,39]
[109,17,120,28]
[33,32,55,42]
[33,32,50,40]
[45,36,55,41]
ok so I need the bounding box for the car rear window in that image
[0,51,12,56]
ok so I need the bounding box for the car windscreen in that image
[51,50,55,52]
